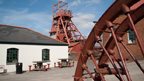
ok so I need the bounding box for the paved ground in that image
[0,60,144,81]
[0,66,76,81]
[105,60,144,81]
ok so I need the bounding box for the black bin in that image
[16,63,23,74]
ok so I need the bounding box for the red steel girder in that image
[99,3,144,65]
[74,0,144,81]
[50,0,85,59]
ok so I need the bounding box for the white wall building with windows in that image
[0,25,68,72]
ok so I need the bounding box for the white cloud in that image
[0,9,52,35]
[70,0,81,7]
[72,13,96,36]
[72,13,96,29]
[29,0,38,6]
[70,0,101,7]
[60,0,66,2]
[85,0,101,4]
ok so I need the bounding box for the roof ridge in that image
[0,24,68,45]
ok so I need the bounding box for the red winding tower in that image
[49,0,85,59]
[48,0,144,81]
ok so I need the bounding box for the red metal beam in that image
[74,0,142,81]
[99,4,144,65]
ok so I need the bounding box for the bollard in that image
[58,62,62,68]
[59,63,62,68]
[28,65,32,71]
[68,62,71,67]
[43,65,47,71]
[54,62,56,68]
[57,62,60,68]
[72,61,74,67]
[47,64,50,69]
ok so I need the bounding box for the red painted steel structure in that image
[74,0,144,81]
[49,0,85,58]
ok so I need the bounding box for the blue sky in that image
[0,0,114,36]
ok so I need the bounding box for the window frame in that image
[42,49,50,62]
[127,29,136,44]
[7,48,19,65]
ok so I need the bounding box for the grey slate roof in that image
[0,24,68,46]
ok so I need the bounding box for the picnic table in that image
[58,58,73,67]
[32,61,44,71]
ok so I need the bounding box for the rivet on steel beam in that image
[87,50,93,56]
[122,4,130,14]
[105,20,113,29]
[82,64,88,69]
[95,36,102,42]
[108,49,115,55]
[117,36,123,42]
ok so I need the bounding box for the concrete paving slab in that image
[0,60,144,81]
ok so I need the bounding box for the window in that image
[7,48,18,64]
[127,29,136,44]
[42,49,50,61]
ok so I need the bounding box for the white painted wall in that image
[0,44,68,72]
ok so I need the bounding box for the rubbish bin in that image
[16,63,23,74]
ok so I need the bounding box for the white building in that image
[0,25,68,72]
